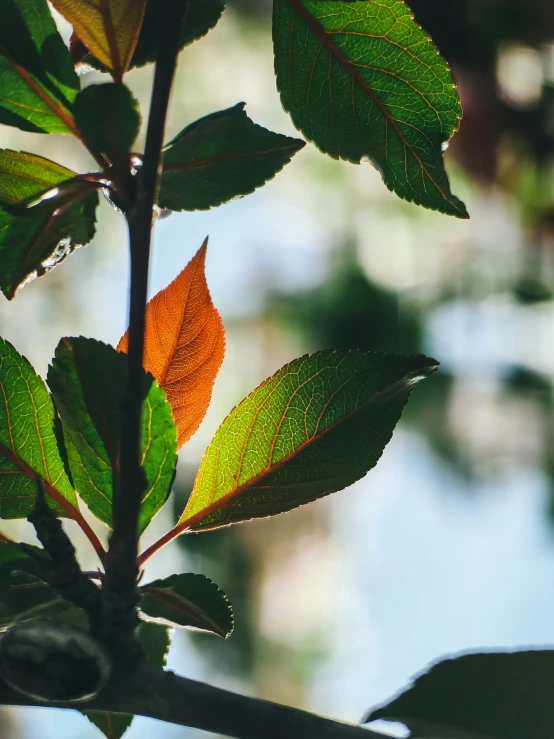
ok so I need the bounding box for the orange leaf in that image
[118,240,225,448]
[50,0,147,80]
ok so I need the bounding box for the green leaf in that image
[140,573,233,638]
[179,350,437,531]
[74,83,141,161]
[81,0,225,72]
[273,0,468,218]
[47,338,177,534]
[85,622,171,739]
[0,0,80,134]
[0,542,56,626]
[158,104,305,211]
[0,150,99,300]
[366,650,554,739]
[0,337,77,519]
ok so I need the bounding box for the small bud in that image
[0,621,111,704]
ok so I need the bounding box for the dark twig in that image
[0,663,385,739]
[27,478,103,636]
[101,0,189,667]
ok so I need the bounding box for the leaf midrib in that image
[162,144,303,174]
[285,0,465,216]
[182,366,431,529]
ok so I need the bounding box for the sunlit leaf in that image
[140,573,233,638]
[158,104,305,211]
[0,0,80,134]
[366,650,554,739]
[118,242,225,448]
[179,351,437,531]
[47,338,177,533]
[74,83,141,161]
[0,150,98,300]
[273,0,468,217]
[82,0,225,71]
[50,0,147,81]
[85,621,171,738]
[0,338,77,519]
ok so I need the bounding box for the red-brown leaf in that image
[118,240,225,448]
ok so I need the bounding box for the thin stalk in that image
[102,0,189,664]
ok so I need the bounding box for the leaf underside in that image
[366,650,554,739]
[159,103,305,211]
[50,0,147,80]
[118,242,225,449]
[0,150,99,299]
[0,0,79,134]
[180,350,437,531]
[273,0,468,217]
[47,338,177,533]
[0,338,77,519]
[140,572,234,638]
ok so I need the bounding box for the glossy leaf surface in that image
[47,338,177,533]
[158,104,305,211]
[180,351,437,531]
[118,243,224,448]
[141,573,233,638]
[0,150,98,299]
[0,338,77,518]
[273,0,467,217]
[0,0,79,134]
[367,650,554,739]
[74,83,141,161]
[86,621,171,738]
[50,0,147,80]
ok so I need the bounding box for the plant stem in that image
[0,665,386,739]
[102,0,189,665]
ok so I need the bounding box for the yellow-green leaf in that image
[50,0,147,80]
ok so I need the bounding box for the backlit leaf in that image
[366,650,554,739]
[118,242,225,448]
[158,104,305,211]
[85,621,171,738]
[50,0,147,80]
[0,0,80,134]
[83,0,225,71]
[140,573,233,638]
[180,350,437,531]
[74,83,141,162]
[0,338,77,519]
[47,338,177,533]
[273,0,468,218]
[0,150,98,299]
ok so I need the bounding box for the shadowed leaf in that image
[141,573,233,638]
[0,338,77,519]
[180,351,437,531]
[0,542,57,626]
[366,650,554,739]
[74,83,141,161]
[118,242,225,448]
[47,338,177,533]
[86,621,171,738]
[0,150,99,299]
[273,0,468,217]
[0,0,80,134]
[50,0,147,80]
[158,104,305,211]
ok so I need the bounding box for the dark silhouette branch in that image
[102,0,189,665]
[0,665,385,739]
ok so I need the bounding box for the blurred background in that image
[2,1,554,736]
